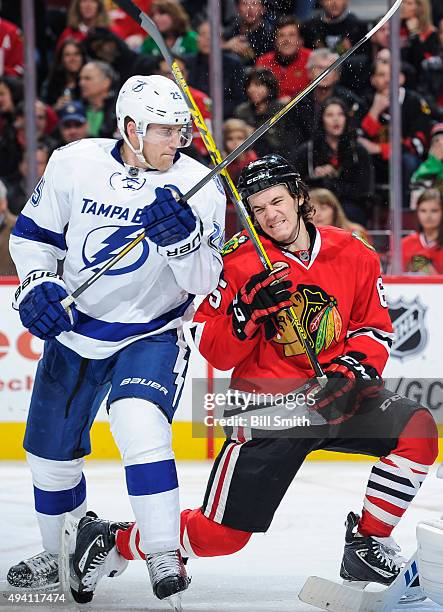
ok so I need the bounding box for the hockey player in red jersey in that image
[69,155,438,602]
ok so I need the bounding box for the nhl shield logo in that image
[388,297,427,360]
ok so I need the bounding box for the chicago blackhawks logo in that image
[407,255,434,274]
[221,233,249,257]
[274,284,342,357]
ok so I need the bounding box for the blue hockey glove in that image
[14,271,78,340]
[141,186,200,248]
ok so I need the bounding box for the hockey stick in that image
[169,0,403,202]
[62,0,401,375]
[110,0,324,377]
[298,552,422,612]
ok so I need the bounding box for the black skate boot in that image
[340,511,405,586]
[146,549,190,611]
[70,511,131,604]
[7,551,59,589]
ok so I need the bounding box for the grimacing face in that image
[248,184,301,243]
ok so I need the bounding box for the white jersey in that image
[10,138,226,358]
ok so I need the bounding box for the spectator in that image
[180,0,237,29]
[223,118,257,184]
[255,16,311,102]
[410,123,443,194]
[185,21,246,119]
[0,77,23,180]
[55,101,89,146]
[223,0,275,64]
[57,0,109,49]
[0,178,17,276]
[79,60,117,138]
[234,67,291,157]
[108,0,152,50]
[222,117,257,237]
[40,39,86,110]
[4,142,51,216]
[0,75,23,136]
[402,187,443,273]
[293,97,373,225]
[285,48,364,148]
[310,187,369,240]
[359,58,433,201]
[155,54,212,162]
[419,20,443,114]
[301,0,367,53]
[400,0,439,73]
[341,17,390,93]
[0,17,24,78]
[13,101,59,150]
[82,27,157,89]
[140,0,198,58]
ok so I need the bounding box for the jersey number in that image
[376,277,388,308]
[208,277,228,309]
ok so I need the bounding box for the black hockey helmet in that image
[237,154,302,202]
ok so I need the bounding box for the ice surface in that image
[0,461,441,611]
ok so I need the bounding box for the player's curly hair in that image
[293,179,314,225]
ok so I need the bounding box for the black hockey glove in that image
[310,352,382,425]
[227,265,293,341]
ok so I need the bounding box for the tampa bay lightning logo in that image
[109,172,147,191]
[81,224,149,275]
[213,174,225,195]
[132,79,147,92]
[30,177,45,207]
[209,222,224,251]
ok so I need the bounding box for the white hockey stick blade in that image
[59,513,79,596]
[299,554,422,612]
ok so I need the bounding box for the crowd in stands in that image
[1,0,443,276]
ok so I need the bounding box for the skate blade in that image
[0,579,61,593]
[59,513,80,596]
[398,586,427,605]
[166,592,183,612]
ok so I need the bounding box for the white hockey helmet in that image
[116,74,193,165]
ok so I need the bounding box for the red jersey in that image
[0,18,23,77]
[109,0,153,40]
[402,232,443,274]
[256,47,311,100]
[56,27,87,51]
[194,226,393,393]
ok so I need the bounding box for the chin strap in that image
[121,130,156,170]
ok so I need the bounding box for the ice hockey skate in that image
[70,511,131,604]
[146,549,190,612]
[340,511,405,586]
[7,551,60,589]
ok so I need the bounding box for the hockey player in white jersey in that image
[7,74,226,608]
